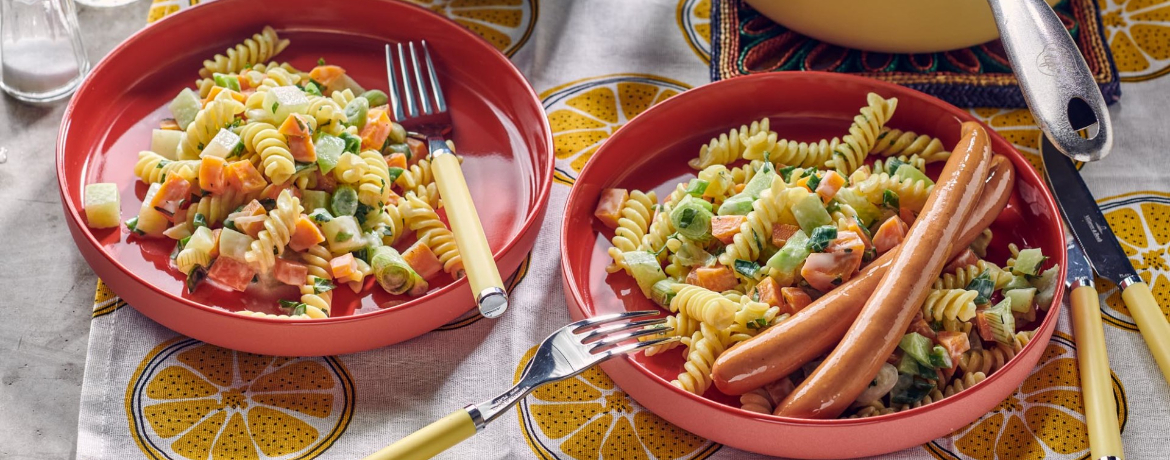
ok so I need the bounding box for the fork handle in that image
[429,145,508,318]
[364,409,478,460]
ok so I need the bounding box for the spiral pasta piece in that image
[857,171,933,211]
[764,137,839,169]
[134,151,199,184]
[179,96,245,160]
[199,26,290,79]
[921,289,979,323]
[196,62,303,98]
[729,160,768,185]
[934,260,1013,291]
[848,400,897,418]
[236,309,325,320]
[357,150,393,206]
[244,67,301,110]
[825,93,897,174]
[871,154,926,175]
[299,244,333,314]
[740,388,775,414]
[363,203,407,246]
[871,127,948,163]
[671,322,729,395]
[669,284,737,330]
[943,372,987,397]
[186,189,253,228]
[240,122,295,184]
[395,158,439,206]
[306,96,347,135]
[689,118,769,169]
[718,181,797,266]
[643,310,700,356]
[1005,242,1021,274]
[331,88,357,106]
[401,193,463,277]
[728,297,783,343]
[606,190,656,273]
[639,184,687,257]
[175,247,210,275]
[245,190,301,274]
[959,344,1017,376]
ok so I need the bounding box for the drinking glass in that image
[0,0,90,104]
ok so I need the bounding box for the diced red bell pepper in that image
[199,156,227,194]
[711,215,747,245]
[225,161,267,194]
[800,231,865,292]
[402,242,443,280]
[771,223,801,247]
[289,216,325,252]
[273,258,309,286]
[873,216,909,255]
[594,189,628,229]
[780,287,813,312]
[207,257,255,292]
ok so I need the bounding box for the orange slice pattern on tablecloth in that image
[1100,0,1170,81]
[677,0,712,64]
[968,108,1044,173]
[924,332,1127,460]
[542,74,691,186]
[404,0,537,57]
[513,345,720,460]
[92,279,126,318]
[147,0,197,23]
[127,338,354,460]
[1091,191,1170,331]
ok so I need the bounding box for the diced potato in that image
[136,183,169,236]
[263,86,309,126]
[150,129,183,161]
[199,128,241,159]
[321,215,365,253]
[84,183,121,229]
[186,226,216,254]
[218,228,254,262]
[169,88,202,131]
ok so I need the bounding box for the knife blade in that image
[1042,135,1170,389]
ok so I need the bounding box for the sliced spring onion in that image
[982,298,1016,346]
[670,196,713,241]
[622,251,667,298]
[805,225,838,253]
[650,279,676,307]
[882,189,900,209]
[1012,248,1047,276]
[733,259,762,279]
[685,179,710,197]
[965,270,996,305]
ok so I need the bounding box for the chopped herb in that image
[863,247,877,263]
[294,161,317,173]
[259,198,277,211]
[806,173,822,191]
[156,159,170,169]
[178,236,191,250]
[186,266,207,294]
[801,169,818,178]
[317,57,327,66]
[883,189,900,209]
[271,102,280,113]
[746,317,769,330]
[294,116,306,132]
[340,132,362,154]
[159,173,166,183]
[197,143,204,151]
[313,277,335,294]
[229,141,246,158]
[304,81,322,96]
[884,157,907,175]
[779,165,798,182]
[335,231,353,243]
[279,299,308,316]
[825,200,840,213]
[192,213,207,229]
[966,270,996,305]
[292,303,306,316]
[169,241,183,261]
[853,216,872,238]
[355,203,374,225]
[734,259,761,279]
[125,217,142,235]
[387,167,404,183]
[685,179,710,197]
[225,219,239,231]
[353,247,369,263]
[805,225,838,252]
[309,209,333,223]
[677,207,697,229]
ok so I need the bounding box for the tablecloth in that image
[76,0,1170,458]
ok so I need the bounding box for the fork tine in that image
[396,43,417,118]
[596,336,682,359]
[566,310,659,332]
[578,318,666,343]
[408,42,431,115]
[421,40,446,113]
[385,44,405,122]
[588,327,674,353]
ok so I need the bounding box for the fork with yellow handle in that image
[385,41,508,318]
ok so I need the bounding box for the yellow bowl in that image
[744,0,1060,54]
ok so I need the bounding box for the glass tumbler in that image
[0,0,90,104]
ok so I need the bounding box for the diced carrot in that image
[406,138,427,163]
[207,257,255,292]
[771,223,800,247]
[386,153,407,170]
[908,310,937,341]
[815,171,845,203]
[203,86,246,106]
[711,215,747,245]
[937,331,970,358]
[945,248,980,274]
[289,216,326,252]
[207,229,222,260]
[360,108,392,150]
[899,207,917,227]
[225,161,267,194]
[402,242,443,280]
[691,266,738,292]
[329,253,357,279]
[309,65,347,87]
[273,258,309,286]
[685,269,700,286]
[199,156,227,194]
[872,216,909,255]
[840,218,873,251]
[974,307,995,343]
[279,113,314,138]
[780,287,813,312]
[230,200,266,238]
[594,189,628,229]
[151,174,192,218]
[734,183,746,194]
[260,183,299,201]
[287,135,316,163]
[159,119,181,131]
[795,176,811,191]
[800,231,866,292]
[754,277,784,310]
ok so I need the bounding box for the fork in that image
[386,41,509,319]
[363,311,678,460]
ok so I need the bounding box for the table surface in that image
[0,2,150,458]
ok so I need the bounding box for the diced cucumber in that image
[832,187,880,226]
[685,179,710,197]
[169,88,202,131]
[894,164,934,187]
[716,195,754,216]
[136,183,169,236]
[331,185,360,217]
[217,228,253,262]
[213,73,241,92]
[718,162,774,215]
[199,128,241,159]
[899,332,935,367]
[897,355,936,379]
[1005,288,1036,313]
[302,190,330,213]
[314,134,345,174]
[264,86,310,126]
[186,226,216,254]
[650,278,676,307]
[791,193,832,234]
[84,183,121,229]
[890,374,937,404]
[1012,248,1046,276]
[765,229,809,275]
[150,129,183,161]
[623,251,667,298]
[1002,275,1032,292]
[322,216,365,254]
[1032,265,1061,310]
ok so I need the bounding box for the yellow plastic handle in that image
[430,153,506,312]
[1069,285,1124,459]
[364,409,477,460]
[1121,281,1170,387]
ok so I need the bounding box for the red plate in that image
[561,72,1066,459]
[57,0,553,356]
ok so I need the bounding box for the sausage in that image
[774,121,992,418]
[710,154,1015,395]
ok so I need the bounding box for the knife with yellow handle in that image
[1043,137,1170,388]
[1065,237,1124,460]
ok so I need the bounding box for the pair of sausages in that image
[711,122,999,418]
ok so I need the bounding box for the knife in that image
[1063,236,1124,459]
[1042,136,1170,388]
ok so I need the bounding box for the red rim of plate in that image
[57,0,554,325]
[560,71,1066,425]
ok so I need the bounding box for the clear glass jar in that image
[0,0,90,104]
